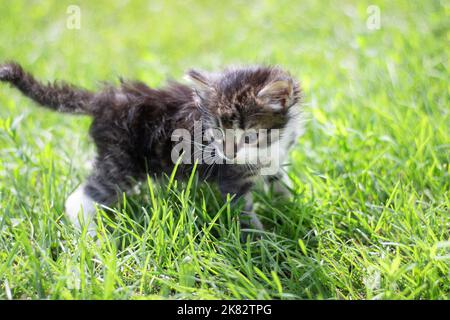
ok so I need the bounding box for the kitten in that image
[0,62,303,236]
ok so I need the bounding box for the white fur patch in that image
[242,194,264,231]
[65,185,97,235]
[0,64,13,79]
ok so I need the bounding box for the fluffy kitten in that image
[0,62,303,236]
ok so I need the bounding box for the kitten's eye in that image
[214,128,225,141]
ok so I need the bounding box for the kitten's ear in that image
[184,69,214,101]
[257,80,295,110]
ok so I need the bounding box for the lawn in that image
[0,0,448,299]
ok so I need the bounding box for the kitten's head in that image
[186,66,302,164]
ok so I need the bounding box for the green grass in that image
[0,0,448,300]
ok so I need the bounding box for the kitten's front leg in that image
[240,193,264,231]
[65,156,140,237]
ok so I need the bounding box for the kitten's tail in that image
[0,61,95,115]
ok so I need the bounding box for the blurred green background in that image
[0,1,448,299]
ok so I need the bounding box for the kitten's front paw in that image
[0,62,22,82]
[65,185,97,237]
